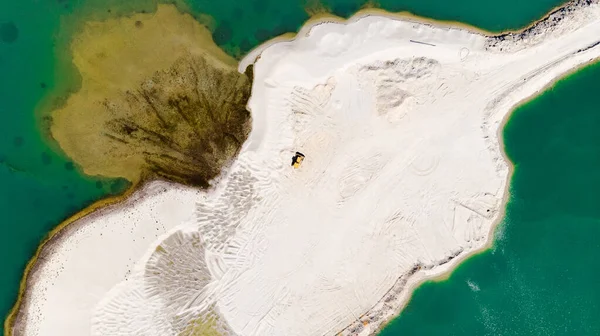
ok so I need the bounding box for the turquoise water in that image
[0,0,575,333]
[194,0,567,56]
[380,63,600,335]
[0,0,132,329]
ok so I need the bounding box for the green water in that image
[197,0,568,56]
[0,0,133,328]
[0,0,578,333]
[380,63,600,335]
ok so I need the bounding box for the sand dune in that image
[10,1,600,335]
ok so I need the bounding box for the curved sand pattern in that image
[10,0,600,335]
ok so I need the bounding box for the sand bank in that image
[10,0,600,335]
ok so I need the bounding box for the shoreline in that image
[6,179,206,336]
[2,180,141,335]
[6,0,600,335]
[238,0,586,73]
[233,0,600,334]
[4,2,197,330]
[349,56,600,336]
[6,4,242,335]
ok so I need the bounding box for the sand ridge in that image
[9,0,600,335]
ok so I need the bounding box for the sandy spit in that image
[7,1,600,335]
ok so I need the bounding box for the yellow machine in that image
[291,152,305,168]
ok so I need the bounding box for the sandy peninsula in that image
[8,0,600,335]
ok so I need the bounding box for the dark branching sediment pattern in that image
[101,56,252,187]
[49,5,253,188]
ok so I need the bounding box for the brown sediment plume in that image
[50,4,252,187]
[304,0,331,17]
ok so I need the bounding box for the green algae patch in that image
[179,309,232,336]
[51,4,252,187]
[180,316,221,336]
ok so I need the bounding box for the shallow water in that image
[0,0,572,333]
[189,0,569,56]
[0,0,133,328]
[380,61,600,335]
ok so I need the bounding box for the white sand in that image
[12,182,203,335]
[11,1,600,335]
